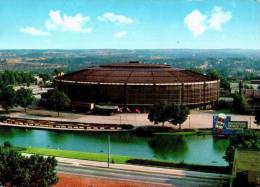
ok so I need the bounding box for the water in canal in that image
[0,127,229,166]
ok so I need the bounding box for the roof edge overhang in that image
[54,79,219,86]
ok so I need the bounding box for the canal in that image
[0,127,229,166]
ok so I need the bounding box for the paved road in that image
[57,164,229,187]
[4,108,260,129]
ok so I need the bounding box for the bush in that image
[224,130,260,168]
[126,159,229,173]
[232,93,248,114]
[3,141,12,148]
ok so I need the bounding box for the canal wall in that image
[0,117,134,132]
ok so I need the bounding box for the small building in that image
[232,149,260,186]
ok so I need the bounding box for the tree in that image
[190,68,204,74]
[224,130,260,168]
[42,89,70,116]
[0,71,35,86]
[207,69,230,91]
[148,103,189,129]
[0,85,16,112]
[16,88,35,112]
[148,103,169,126]
[238,81,243,95]
[38,73,51,85]
[0,148,58,186]
[207,69,221,80]
[168,104,190,130]
[3,141,12,148]
[232,92,248,114]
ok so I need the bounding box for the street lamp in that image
[107,135,110,168]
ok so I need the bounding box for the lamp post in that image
[107,135,110,168]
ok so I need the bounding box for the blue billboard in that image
[213,113,248,136]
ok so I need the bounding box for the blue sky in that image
[0,0,259,49]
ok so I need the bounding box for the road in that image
[57,164,229,187]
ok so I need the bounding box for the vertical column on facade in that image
[214,80,220,108]
[217,80,220,99]
[153,83,157,104]
[203,81,206,107]
[97,83,100,103]
[179,83,184,104]
[124,83,127,106]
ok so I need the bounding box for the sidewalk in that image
[22,153,229,180]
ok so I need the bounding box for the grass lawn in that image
[154,129,212,136]
[16,146,228,173]
[22,147,133,164]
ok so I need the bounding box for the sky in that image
[0,0,260,49]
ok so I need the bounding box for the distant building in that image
[34,75,43,85]
[245,68,254,73]
[54,62,220,109]
[230,82,240,94]
[251,80,260,84]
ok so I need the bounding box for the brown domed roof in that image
[55,62,216,85]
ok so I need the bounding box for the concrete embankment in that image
[0,117,134,132]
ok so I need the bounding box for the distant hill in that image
[0,49,260,79]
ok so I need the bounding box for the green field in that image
[22,147,133,164]
[20,146,228,173]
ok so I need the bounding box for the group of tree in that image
[40,89,70,116]
[225,131,260,187]
[206,69,230,91]
[232,92,248,114]
[38,73,52,85]
[0,70,35,86]
[190,68,230,91]
[0,86,35,112]
[148,103,190,129]
[0,145,58,186]
[224,130,260,168]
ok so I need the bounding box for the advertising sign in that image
[213,113,248,136]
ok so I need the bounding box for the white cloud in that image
[45,10,92,33]
[20,27,50,36]
[184,7,232,36]
[184,10,207,36]
[208,6,232,31]
[114,31,127,38]
[98,12,133,25]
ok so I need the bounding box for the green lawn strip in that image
[20,146,228,173]
[154,130,212,136]
[22,147,132,164]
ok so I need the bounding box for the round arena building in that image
[54,62,220,109]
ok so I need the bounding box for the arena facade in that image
[54,62,220,109]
